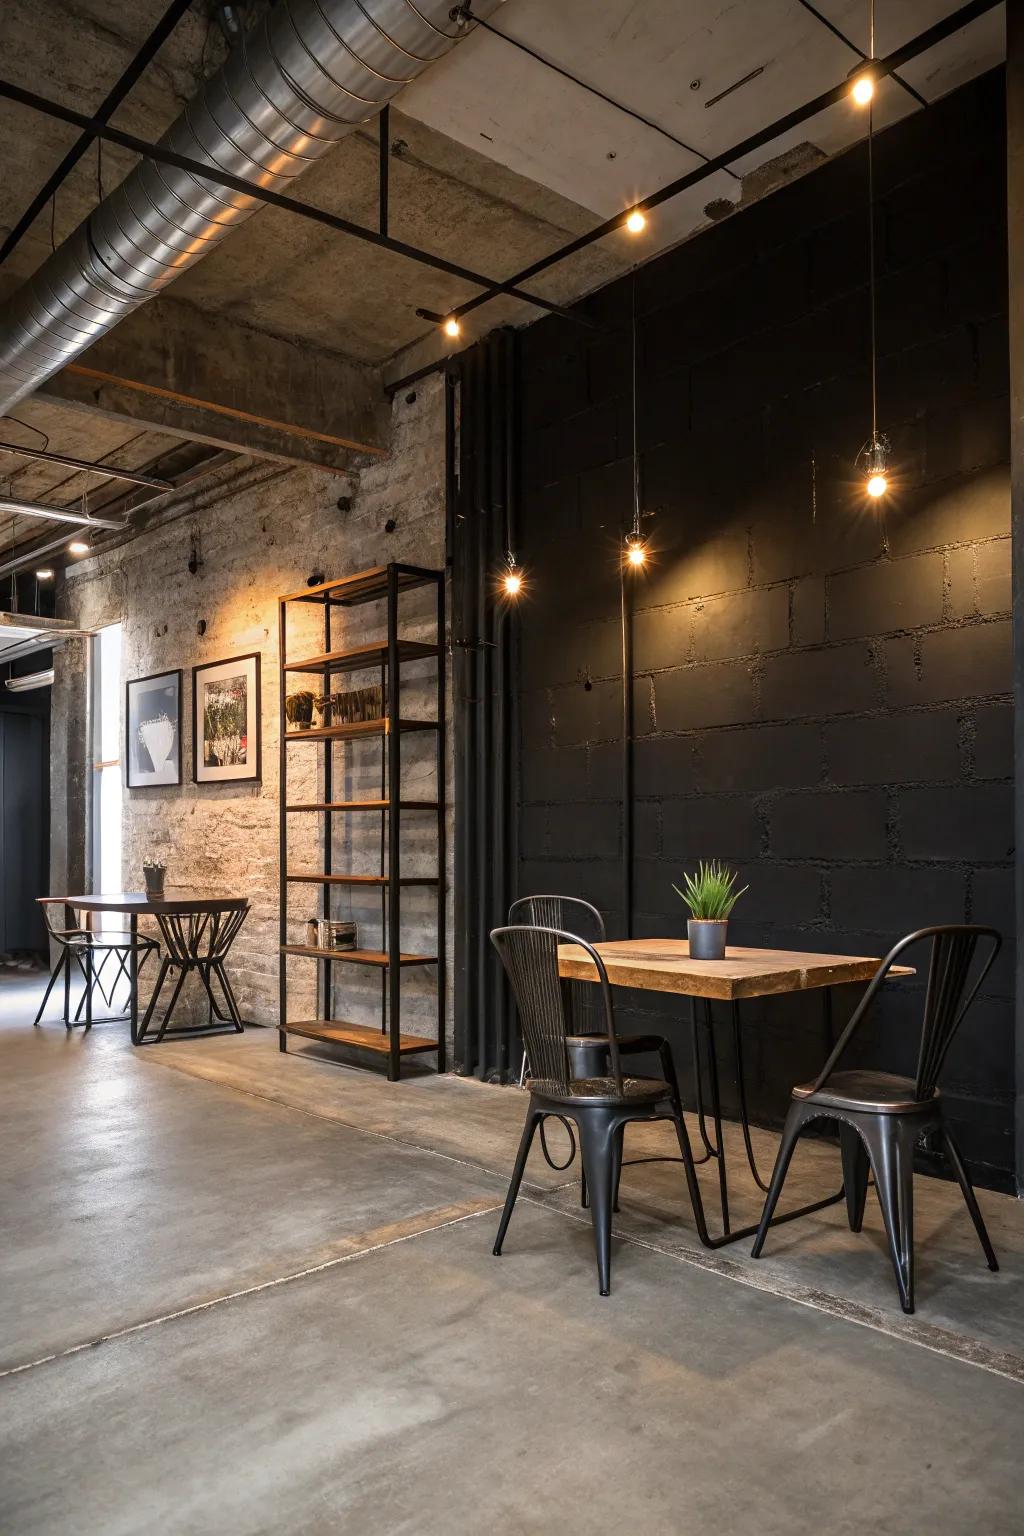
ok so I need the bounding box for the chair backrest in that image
[37,899,87,945]
[508,895,606,1037]
[508,895,607,944]
[156,903,250,963]
[813,925,1002,1101]
[490,924,621,1096]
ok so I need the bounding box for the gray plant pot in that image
[688,918,728,961]
[143,867,166,897]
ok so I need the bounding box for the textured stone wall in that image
[515,71,1015,1186]
[55,377,451,1047]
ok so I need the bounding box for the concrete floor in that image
[2,968,1022,1534]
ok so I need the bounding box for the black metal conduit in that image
[450,330,519,1078]
[0,0,196,267]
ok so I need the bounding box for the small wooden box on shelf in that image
[278,563,446,1080]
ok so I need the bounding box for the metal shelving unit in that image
[277,563,446,1080]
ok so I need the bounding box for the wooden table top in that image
[557,939,915,1001]
[51,890,249,916]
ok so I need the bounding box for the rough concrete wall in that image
[515,71,1014,1187]
[54,378,451,1047]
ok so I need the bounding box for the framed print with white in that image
[193,652,261,784]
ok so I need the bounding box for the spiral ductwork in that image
[0,0,499,414]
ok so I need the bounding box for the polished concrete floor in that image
[2,967,1022,1534]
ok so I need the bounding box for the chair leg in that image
[138,959,171,1043]
[33,952,66,1025]
[941,1128,998,1272]
[751,1103,808,1258]
[154,965,189,1043]
[493,1107,541,1256]
[577,1113,617,1296]
[84,950,93,1031]
[63,949,72,1028]
[839,1123,870,1233]
[863,1117,916,1314]
[657,1039,685,1120]
[611,1124,624,1214]
[580,1163,589,1210]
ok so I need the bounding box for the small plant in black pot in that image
[673,861,748,960]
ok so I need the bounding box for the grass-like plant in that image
[672,861,748,921]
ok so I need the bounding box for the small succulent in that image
[673,861,748,921]
[143,859,166,873]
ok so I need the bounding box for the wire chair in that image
[138,902,250,1044]
[34,899,160,1031]
[490,923,709,1295]
[752,925,1002,1313]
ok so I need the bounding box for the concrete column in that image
[49,639,90,901]
[1009,12,1024,1196]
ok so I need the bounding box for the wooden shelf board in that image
[282,944,436,967]
[285,1020,438,1055]
[285,872,438,886]
[285,718,437,743]
[284,640,438,674]
[280,565,437,607]
[285,800,439,812]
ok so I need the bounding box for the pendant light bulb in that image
[858,432,891,500]
[67,539,90,556]
[625,531,647,567]
[851,73,875,106]
[625,209,647,234]
[443,315,460,339]
[501,552,523,597]
[35,568,54,580]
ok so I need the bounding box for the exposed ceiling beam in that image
[0,439,173,490]
[0,495,125,530]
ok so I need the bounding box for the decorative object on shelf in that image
[142,860,166,897]
[284,689,315,730]
[318,919,357,951]
[673,861,748,961]
[305,916,320,947]
[315,683,384,728]
[126,669,182,788]
[193,652,261,783]
[191,651,262,786]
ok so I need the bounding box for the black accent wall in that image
[514,71,1014,1187]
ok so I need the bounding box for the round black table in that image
[62,891,249,1044]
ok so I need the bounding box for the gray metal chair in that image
[34,899,159,1030]
[510,895,684,1115]
[490,923,709,1295]
[752,925,1001,1313]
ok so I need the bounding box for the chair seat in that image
[530,1075,671,1108]
[793,1069,936,1115]
[66,932,159,951]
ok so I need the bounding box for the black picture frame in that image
[192,651,262,785]
[125,669,183,788]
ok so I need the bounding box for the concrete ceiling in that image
[0,0,1007,560]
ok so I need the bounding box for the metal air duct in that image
[0,0,500,414]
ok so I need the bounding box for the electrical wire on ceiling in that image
[794,0,927,107]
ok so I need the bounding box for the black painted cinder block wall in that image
[515,70,1014,1188]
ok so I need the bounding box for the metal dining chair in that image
[33,899,160,1031]
[751,925,1001,1313]
[490,923,709,1295]
[510,895,684,1115]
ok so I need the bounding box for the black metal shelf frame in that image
[277,562,447,1080]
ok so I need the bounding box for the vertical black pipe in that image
[435,568,448,1072]
[278,596,288,1050]
[378,103,390,238]
[620,564,634,940]
[386,562,401,1081]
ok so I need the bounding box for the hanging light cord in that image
[867,0,878,443]
[631,270,641,540]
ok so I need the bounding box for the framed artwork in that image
[192,652,261,784]
[126,670,182,788]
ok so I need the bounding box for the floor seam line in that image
[140,1053,558,1196]
[0,1204,501,1383]
[520,1196,1024,1387]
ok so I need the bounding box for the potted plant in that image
[672,861,748,960]
[284,689,315,730]
[143,859,166,897]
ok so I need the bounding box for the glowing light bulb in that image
[504,569,522,596]
[866,472,888,499]
[68,539,90,556]
[852,74,874,106]
[35,568,54,580]
[443,315,460,338]
[625,209,647,234]
[625,533,646,567]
